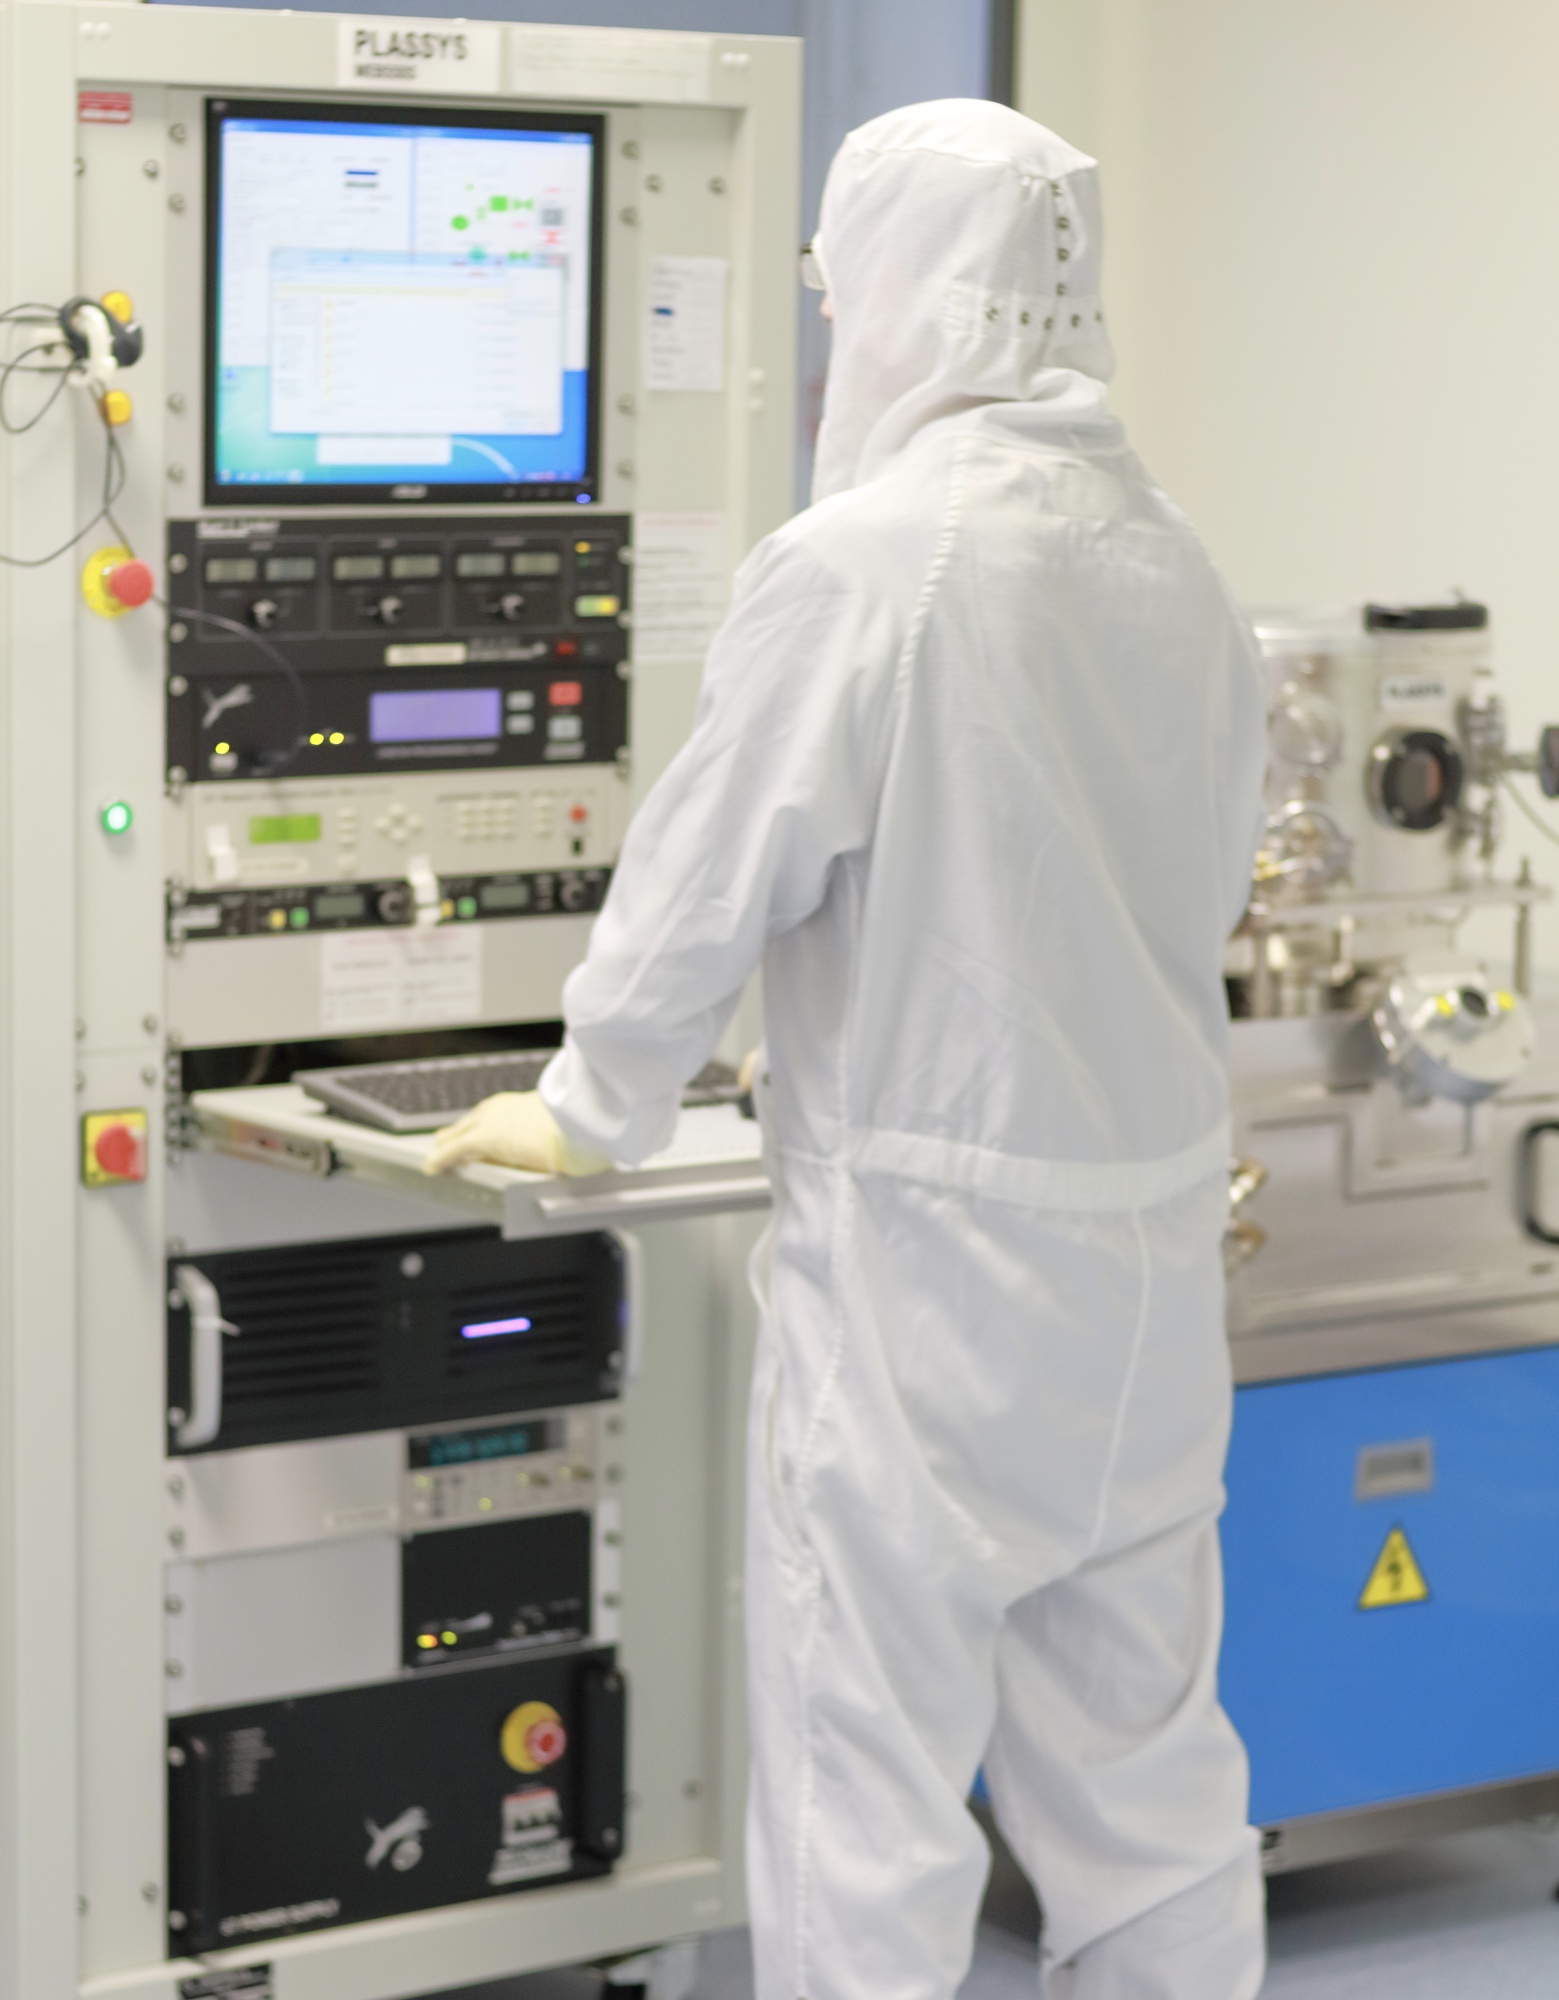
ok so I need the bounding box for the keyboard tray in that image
[188,1083,770,1240]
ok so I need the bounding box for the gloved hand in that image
[421,1091,611,1178]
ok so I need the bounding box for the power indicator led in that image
[100,799,133,836]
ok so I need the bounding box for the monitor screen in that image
[204,98,604,506]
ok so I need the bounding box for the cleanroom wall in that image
[1018,0,1559,968]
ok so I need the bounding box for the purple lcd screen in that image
[369,688,502,744]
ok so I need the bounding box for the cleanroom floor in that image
[951,1818,1559,1999]
[445,1815,1559,1998]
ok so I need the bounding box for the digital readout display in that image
[408,1417,560,1469]
[369,688,501,744]
[265,554,317,583]
[333,553,385,581]
[456,551,506,579]
[249,813,322,845]
[205,556,258,583]
[391,553,442,580]
[511,551,562,576]
[480,881,533,912]
[315,890,368,921]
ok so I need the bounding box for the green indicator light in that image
[289,906,310,929]
[100,800,133,836]
[457,895,478,920]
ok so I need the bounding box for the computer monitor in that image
[204,97,604,507]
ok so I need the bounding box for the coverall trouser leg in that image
[743,1162,1262,2000]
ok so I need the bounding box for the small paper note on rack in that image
[320,928,482,1032]
[632,512,729,665]
[644,256,728,393]
[509,26,712,103]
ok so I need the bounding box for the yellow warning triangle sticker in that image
[1358,1525,1431,1610]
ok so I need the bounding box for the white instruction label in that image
[644,257,728,393]
[337,18,501,94]
[320,928,482,1032]
[632,513,729,665]
[509,26,712,104]
[1380,672,1451,711]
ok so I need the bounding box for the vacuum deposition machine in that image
[1220,601,1559,1869]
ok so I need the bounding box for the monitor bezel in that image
[202,95,607,510]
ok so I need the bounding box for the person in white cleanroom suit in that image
[428,99,1269,2000]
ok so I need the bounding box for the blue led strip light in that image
[460,1315,534,1340]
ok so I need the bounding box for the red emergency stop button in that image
[105,558,155,609]
[81,1109,149,1188]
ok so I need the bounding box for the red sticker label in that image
[78,90,133,125]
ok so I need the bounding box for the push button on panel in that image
[82,1108,148,1188]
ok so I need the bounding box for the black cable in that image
[156,598,310,778]
[0,296,302,777]
[0,340,73,434]
[0,389,129,568]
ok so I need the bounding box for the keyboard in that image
[296,1049,746,1135]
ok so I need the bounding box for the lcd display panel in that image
[368,688,501,743]
[205,98,604,506]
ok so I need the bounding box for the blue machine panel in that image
[1221,1344,1559,1825]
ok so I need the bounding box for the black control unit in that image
[166,514,630,783]
[166,1227,626,1455]
[403,1511,593,1667]
[169,864,611,941]
[168,1649,626,1951]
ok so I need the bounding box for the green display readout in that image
[407,1418,560,1470]
[391,552,442,580]
[511,551,562,577]
[333,554,385,582]
[480,881,533,912]
[265,554,317,583]
[249,814,322,846]
[205,557,258,584]
[457,551,506,579]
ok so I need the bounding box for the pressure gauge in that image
[1257,800,1353,897]
[1272,687,1344,772]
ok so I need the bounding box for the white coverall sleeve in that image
[539,533,898,1164]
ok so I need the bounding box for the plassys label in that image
[336,18,501,92]
[1379,672,1451,711]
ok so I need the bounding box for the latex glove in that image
[421,1091,611,1178]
